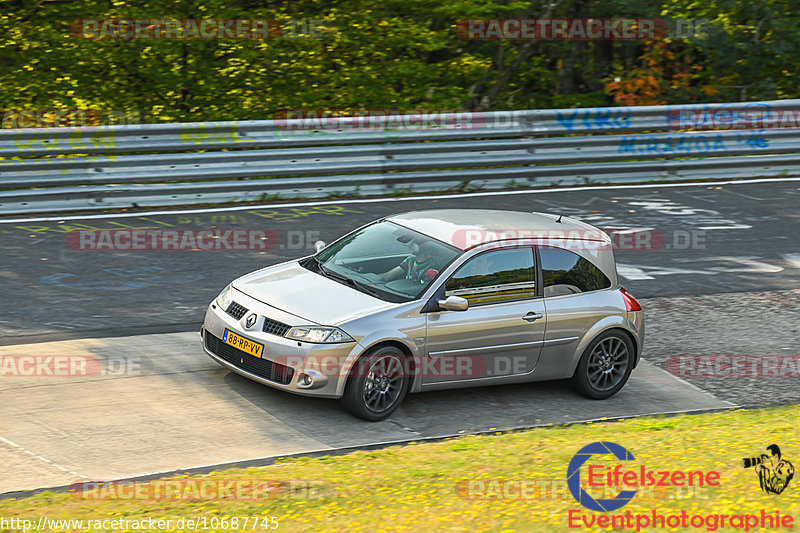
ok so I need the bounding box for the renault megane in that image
[201,209,644,421]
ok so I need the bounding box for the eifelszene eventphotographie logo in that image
[565,441,794,531]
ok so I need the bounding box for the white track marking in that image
[619,256,786,281]
[697,224,753,230]
[675,256,784,273]
[613,228,655,233]
[0,435,87,479]
[616,265,655,280]
[782,253,800,268]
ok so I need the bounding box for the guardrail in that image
[2,99,800,215]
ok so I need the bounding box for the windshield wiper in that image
[311,257,379,297]
[310,255,337,279]
[341,276,380,297]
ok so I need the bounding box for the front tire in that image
[341,346,409,421]
[573,330,634,399]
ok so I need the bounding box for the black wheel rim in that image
[587,337,629,391]
[363,355,404,414]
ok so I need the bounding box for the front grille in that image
[226,302,248,320]
[263,318,291,337]
[205,331,294,385]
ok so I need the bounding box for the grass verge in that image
[1,406,798,532]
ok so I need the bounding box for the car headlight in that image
[285,326,354,344]
[215,284,233,311]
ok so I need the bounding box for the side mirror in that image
[437,295,469,312]
[313,240,327,252]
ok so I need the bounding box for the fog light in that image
[296,369,328,389]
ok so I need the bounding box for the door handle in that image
[522,312,543,322]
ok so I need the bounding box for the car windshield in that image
[305,220,461,303]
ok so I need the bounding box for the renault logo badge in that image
[245,313,257,329]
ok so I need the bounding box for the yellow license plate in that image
[223,329,264,358]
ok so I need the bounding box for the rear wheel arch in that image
[609,327,639,367]
[572,328,636,399]
[572,325,639,378]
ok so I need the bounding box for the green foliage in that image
[658,0,800,101]
[1,0,798,124]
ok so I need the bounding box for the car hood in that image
[232,260,396,326]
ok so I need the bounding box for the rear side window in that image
[445,247,535,305]
[539,247,611,296]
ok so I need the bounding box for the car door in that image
[423,246,546,385]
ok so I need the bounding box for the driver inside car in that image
[381,241,440,283]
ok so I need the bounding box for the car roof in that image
[386,209,610,250]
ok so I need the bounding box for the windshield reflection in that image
[307,221,461,302]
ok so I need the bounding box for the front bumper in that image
[201,298,361,398]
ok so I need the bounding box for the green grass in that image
[2,406,798,532]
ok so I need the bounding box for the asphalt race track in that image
[0,332,729,495]
[3,179,800,339]
[1,178,798,494]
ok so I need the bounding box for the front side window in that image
[540,246,611,296]
[445,247,535,306]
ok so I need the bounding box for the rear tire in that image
[341,346,408,421]
[572,330,634,399]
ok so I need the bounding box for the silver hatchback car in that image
[201,209,644,421]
